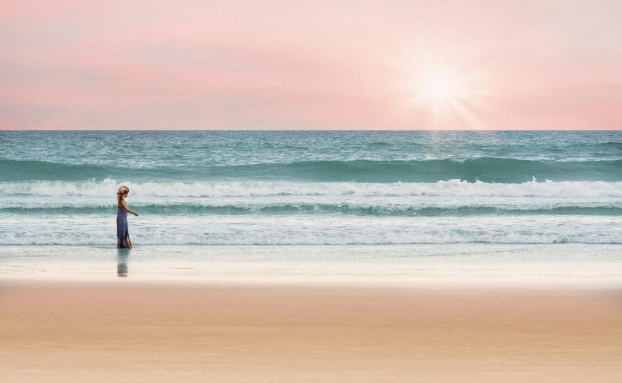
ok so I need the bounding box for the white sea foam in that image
[2,179,622,199]
[1,195,621,212]
[2,179,621,245]
[1,215,621,245]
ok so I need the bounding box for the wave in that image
[599,141,622,149]
[3,179,622,198]
[266,158,622,182]
[2,158,622,182]
[205,158,622,182]
[0,160,113,181]
[2,223,620,245]
[4,204,622,217]
[2,179,622,217]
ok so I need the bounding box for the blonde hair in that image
[117,186,130,205]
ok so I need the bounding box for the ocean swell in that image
[2,158,622,182]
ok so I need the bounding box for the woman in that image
[117,186,139,248]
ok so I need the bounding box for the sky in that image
[1,0,621,130]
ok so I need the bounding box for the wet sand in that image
[1,281,621,382]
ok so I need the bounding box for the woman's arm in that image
[121,200,139,216]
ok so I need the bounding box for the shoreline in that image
[2,244,621,289]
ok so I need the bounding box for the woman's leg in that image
[126,235,132,248]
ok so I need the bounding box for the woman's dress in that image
[117,204,129,247]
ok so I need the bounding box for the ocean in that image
[1,130,622,246]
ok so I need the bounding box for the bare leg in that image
[126,235,132,248]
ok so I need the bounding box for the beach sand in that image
[1,281,621,382]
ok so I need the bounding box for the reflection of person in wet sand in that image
[117,250,129,277]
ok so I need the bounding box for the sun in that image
[390,43,493,129]
[417,70,465,126]
[421,71,460,102]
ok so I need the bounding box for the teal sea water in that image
[1,130,622,246]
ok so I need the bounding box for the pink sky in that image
[1,0,621,130]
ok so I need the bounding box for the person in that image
[116,186,139,248]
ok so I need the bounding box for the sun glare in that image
[392,43,493,129]
[417,70,464,126]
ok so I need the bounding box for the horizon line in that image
[2,129,621,132]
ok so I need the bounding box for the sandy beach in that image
[1,281,621,382]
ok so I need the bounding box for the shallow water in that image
[1,244,621,287]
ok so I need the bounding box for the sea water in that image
[2,130,622,246]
